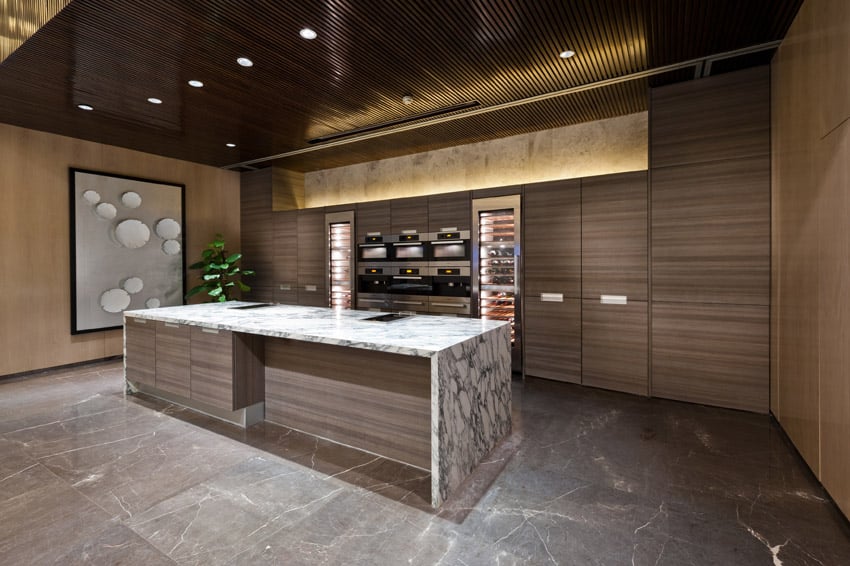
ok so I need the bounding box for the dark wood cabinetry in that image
[273,210,298,305]
[125,317,155,386]
[189,326,265,411]
[581,171,648,301]
[240,169,275,302]
[296,208,327,307]
[652,302,768,412]
[391,196,429,234]
[524,179,581,298]
[154,321,190,398]
[582,300,647,395]
[523,297,581,383]
[428,192,470,232]
[356,200,391,240]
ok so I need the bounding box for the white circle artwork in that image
[95,202,117,219]
[121,191,142,208]
[145,298,161,308]
[82,190,101,204]
[115,219,150,249]
[100,288,131,313]
[155,218,181,240]
[123,277,144,294]
[162,239,181,255]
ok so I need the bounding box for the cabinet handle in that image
[431,302,467,308]
[540,293,563,303]
[304,285,317,292]
[201,327,219,334]
[395,300,424,306]
[279,284,292,291]
[132,318,147,324]
[600,295,628,305]
[164,322,180,328]
[359,299,385,303]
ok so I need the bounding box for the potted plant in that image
[186,233,254,302]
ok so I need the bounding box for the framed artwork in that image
[69,168,186,334]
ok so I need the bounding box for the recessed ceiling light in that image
[77,104,94,111]
[299,28,317,40]
[188,80,204,88]
[559,50,576,59]
[237,57,253,67]
[147,97,163,104]
[226,143,236,148]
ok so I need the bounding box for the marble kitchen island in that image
[123,302,511,507]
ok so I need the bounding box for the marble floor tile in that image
[2,361,850,566]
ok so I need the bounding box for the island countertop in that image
[123,302,508,357]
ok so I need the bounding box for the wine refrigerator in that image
[326,211,355,309]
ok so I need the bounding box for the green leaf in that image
[208,287,223,297]
[188,260,206,270]
[203,274,220,281]
[225,252,242,264]
[242,269,255,276]
[237,280,251,292]
[224,281,235,287]
[201,249,214,259]
[186,285,207,297]
[216,295,227,302]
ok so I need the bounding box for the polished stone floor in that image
[2,360,849,565]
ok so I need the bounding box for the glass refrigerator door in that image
[328,221,352,308]
[478,209,517,342]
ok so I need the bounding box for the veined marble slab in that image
[124,302,507,357]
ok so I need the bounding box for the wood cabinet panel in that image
[524,178,581,297]
[296,208,326,296]
[155,321,190,398]
[582,300,647,396]
[273,210,298,304]
[391,196,429,234]
[650,66,770,168]
[428,192,470,232]
[651,155,770,305]
[240,169,274,302]
[355,200,391,239]
[265,338,431,470]
[652,302,768,413]
[125,317,155,386]
[523,297,580,383]
[189,326,234,409]
[581,171,648,300]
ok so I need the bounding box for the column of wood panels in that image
[581,171,648,396]
[650,66,771,413]
[240,169,275,302]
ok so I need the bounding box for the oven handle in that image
[358,243,386,247]
[392,242,422,246]
[394,300,426,306]
[430,240,464,244]
[392,276,423,280]
[431,302,467,308]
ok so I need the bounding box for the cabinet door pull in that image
[394,300,424,306]
[201,327,219,334]
[132,318,147,324]
[540,293,563,302]
[304,284,317,292]
[164,322,180,328]
[431,302,466,308]
[600,295,628,305]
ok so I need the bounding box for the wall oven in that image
[387,265,433,295]
[356,264,391,310]
[357,236,393,263]
[429,230,470,262]
[390,234,430,261]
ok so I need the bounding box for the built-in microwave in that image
[357,236,393,262]
[390,235,429,261]
[429,230,470,262]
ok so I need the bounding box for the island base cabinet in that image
[523,297,581,383]
[155,322,190,398]
[264,338,431,470]
[189,327,264,411]
[582,300,648,396]
[125,317,155,387]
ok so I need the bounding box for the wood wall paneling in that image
[0,123,239,377]
[154,322,191,398]
[124,318,155,386]
[428,191,471,232]
[232,332,266,409]
[240,169,275,302]
[650,66,770,168]
[581,171,648,301]
[264,338,431,469]
[651,155,770,305]
[296,208,327,305]
[652,302,769,413]
[582,300,648,396]
[391,196,429,234]
[523,297,581,383]
[355,200,391,240]
[523,179,581,297]
[272,210,299,304]
[189,326,234,409]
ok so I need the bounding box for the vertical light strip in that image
[0,0,71,63]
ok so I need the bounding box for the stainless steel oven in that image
[427,265,471,316]
[429,230,470,262]
[356,264,391,310]
[390,235,429,262]
[387,265,432,295]
[357,235,393,263]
